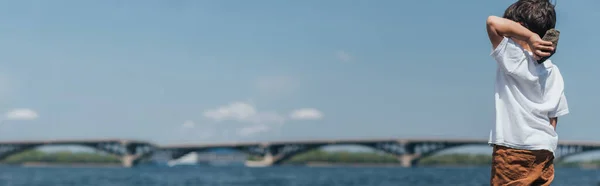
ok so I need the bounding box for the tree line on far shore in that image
[1,150,120,164]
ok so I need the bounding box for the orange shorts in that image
[490,145,555,186]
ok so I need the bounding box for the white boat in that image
[244,160,270,167]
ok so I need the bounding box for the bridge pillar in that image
[121,141,136,168]
[115,141,154,168]
[121,155,135,168]
[244,146,276,167]
[398,154,419,168]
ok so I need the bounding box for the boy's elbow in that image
[486,16,508,37]
[486,16,504,49]
[486,16,500,27]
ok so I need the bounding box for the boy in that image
[486,0,569,185]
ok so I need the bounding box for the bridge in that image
[1,138,600,167]
[159,138,600,167]
[0,139,155,167]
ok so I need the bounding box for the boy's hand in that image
[527,34,554,60]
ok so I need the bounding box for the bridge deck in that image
[0,139,153,145]
[2,138,600,149]
[158,138,600,149]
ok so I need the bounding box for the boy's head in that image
[503,0,556,38]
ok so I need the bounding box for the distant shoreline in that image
[0,162,597,169]
[19,162,121,168]
[304,162,403,167]
[301,162,487,168]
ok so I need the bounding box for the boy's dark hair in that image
[503,0,556,38]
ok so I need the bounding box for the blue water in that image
[0,165,599,186]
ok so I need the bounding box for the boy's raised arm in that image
[486,16,554,58]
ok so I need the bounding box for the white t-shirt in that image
[488,37,569,153]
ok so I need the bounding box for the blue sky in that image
[0,0,598,150]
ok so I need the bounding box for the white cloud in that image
[203,102,258,122]
[203,102,285,124]
[182,120,196,128]
[289,108,323,120]
[203,102,286,137]
[4,109,39,121]
[203,102,324,137]
[336,50,352,62]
